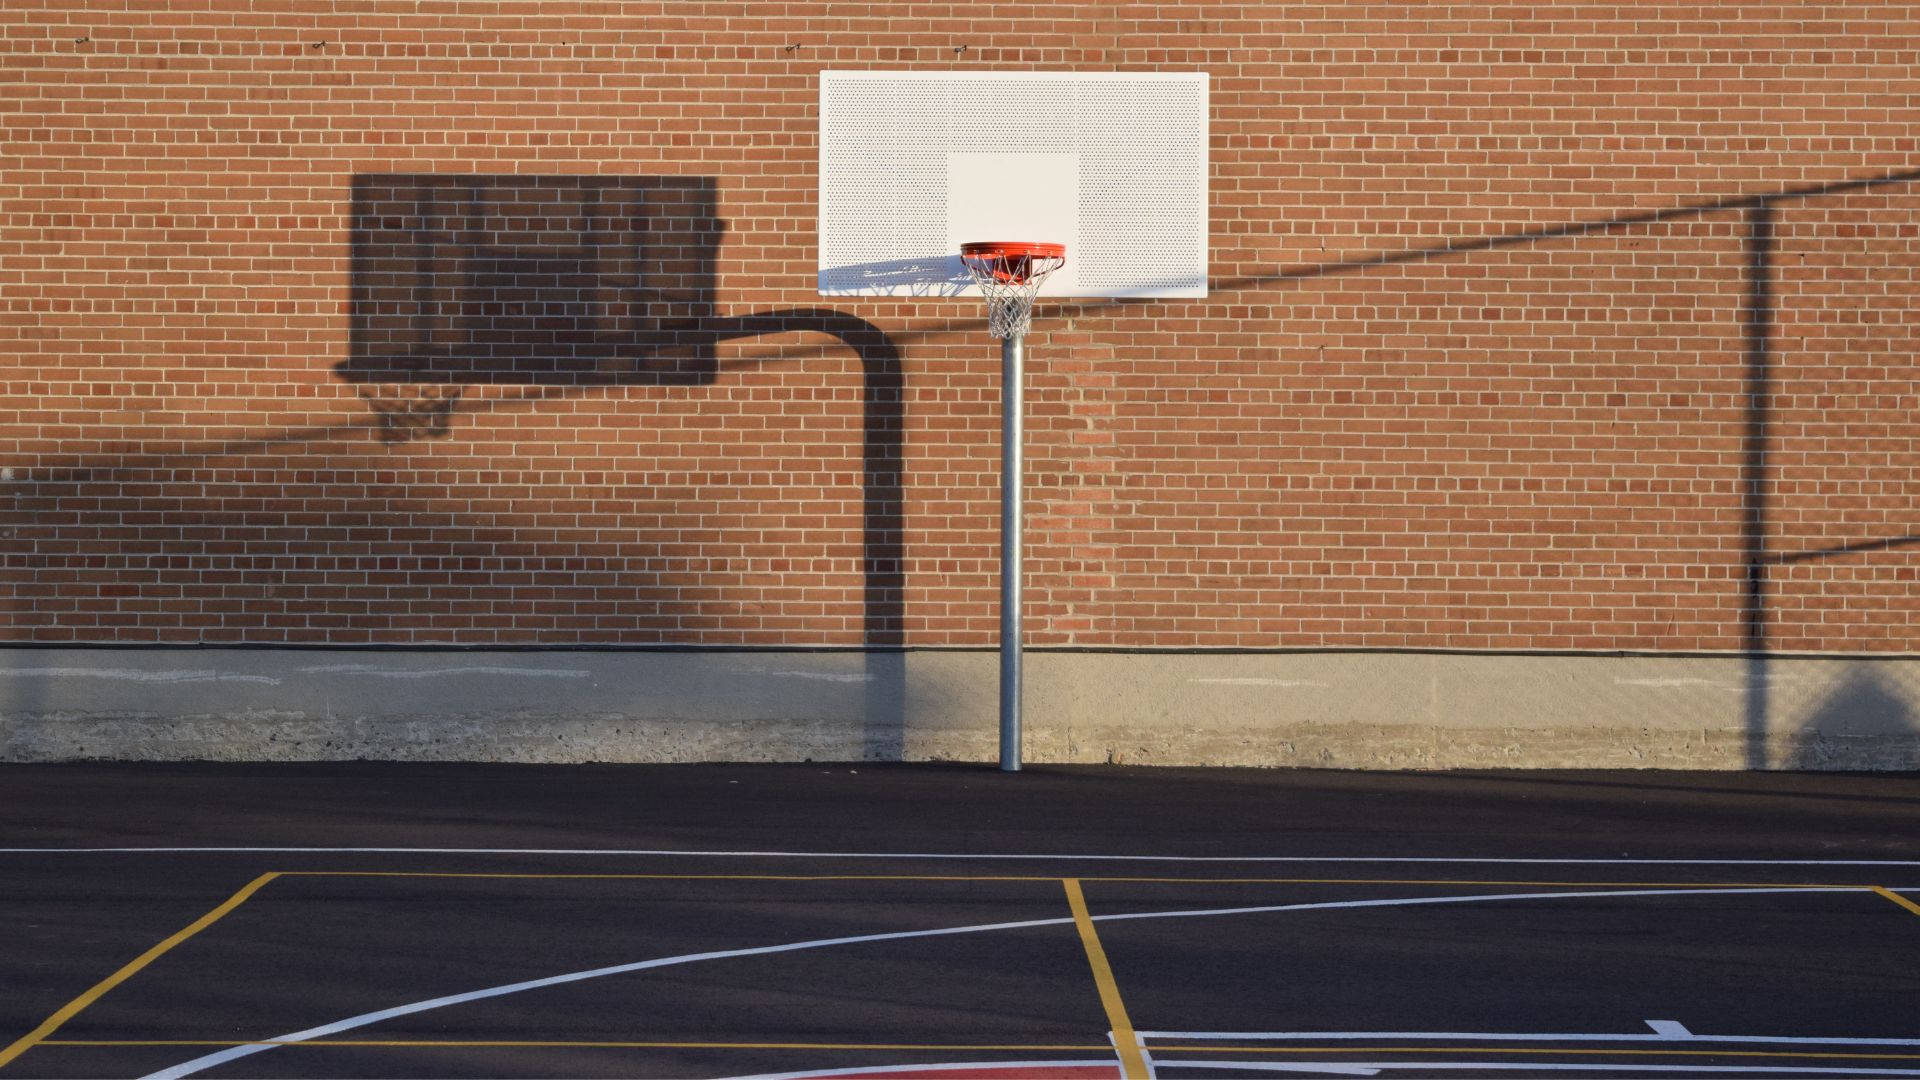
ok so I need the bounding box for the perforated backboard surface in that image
[819,70,1208,299]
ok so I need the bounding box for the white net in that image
[961,248,1065,339]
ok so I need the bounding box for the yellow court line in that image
[42,1039,1113,1051]
[1062,878,1149,1080]
[280,870,1865,890]
[1147,1045,1920,1061]
[1051,877,1858,890]
[1874,886,1920,919]
[0,872,281,1071]
[38,1039,1920,1062]
[283,872,1058,882]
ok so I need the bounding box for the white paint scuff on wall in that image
[295,665,591,680]
[1189,678,1330,688]
[1,668,283,686]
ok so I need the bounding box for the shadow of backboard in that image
[329,173,908,749]
[343,174,721,386]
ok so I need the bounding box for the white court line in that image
[726,1061,1124,1080]
[1136,1030,1920,1049]
[1646,1020,1692,1038]
[1126,1064,1378,1077]
[1159,1064,1920,1077]
[1080,888,1855,928]
[140,886,1840,1079]
[6,846,1920,866]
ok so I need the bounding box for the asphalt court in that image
[3,764,1920,1078]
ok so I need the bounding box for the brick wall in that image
[3,2,1916,653]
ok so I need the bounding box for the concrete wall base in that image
[3,649,1918,769]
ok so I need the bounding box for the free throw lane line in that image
[276,871,1870,890]
[0,872,279,1070]
[1156,1062,1920,1076]
[1136,1029,1920,1049]
[40,1040,1920,1059]
[5,846,1920,866]
[53,1040,1114,1050]
[725,1061,1130,1080]
[1063,879,1148,1080]
[1148,1047,1920,1062]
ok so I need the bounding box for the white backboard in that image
[818,70,1208,299]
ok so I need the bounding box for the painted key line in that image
[1136,1020,1920,1049]
[5,845,1920,867]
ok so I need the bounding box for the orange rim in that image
[960,241,1066,284]
[960,241,1066,259]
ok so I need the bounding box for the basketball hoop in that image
[960,241,1066,340]
[957,241,1067,773]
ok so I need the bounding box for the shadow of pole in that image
[829,311,908,760]
[1742,201,1775,769]
[663,310,908,759]
[630,308,906,645]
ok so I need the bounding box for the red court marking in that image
[779,1060,1121,1068]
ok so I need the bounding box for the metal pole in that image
[999,331,1024,772]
